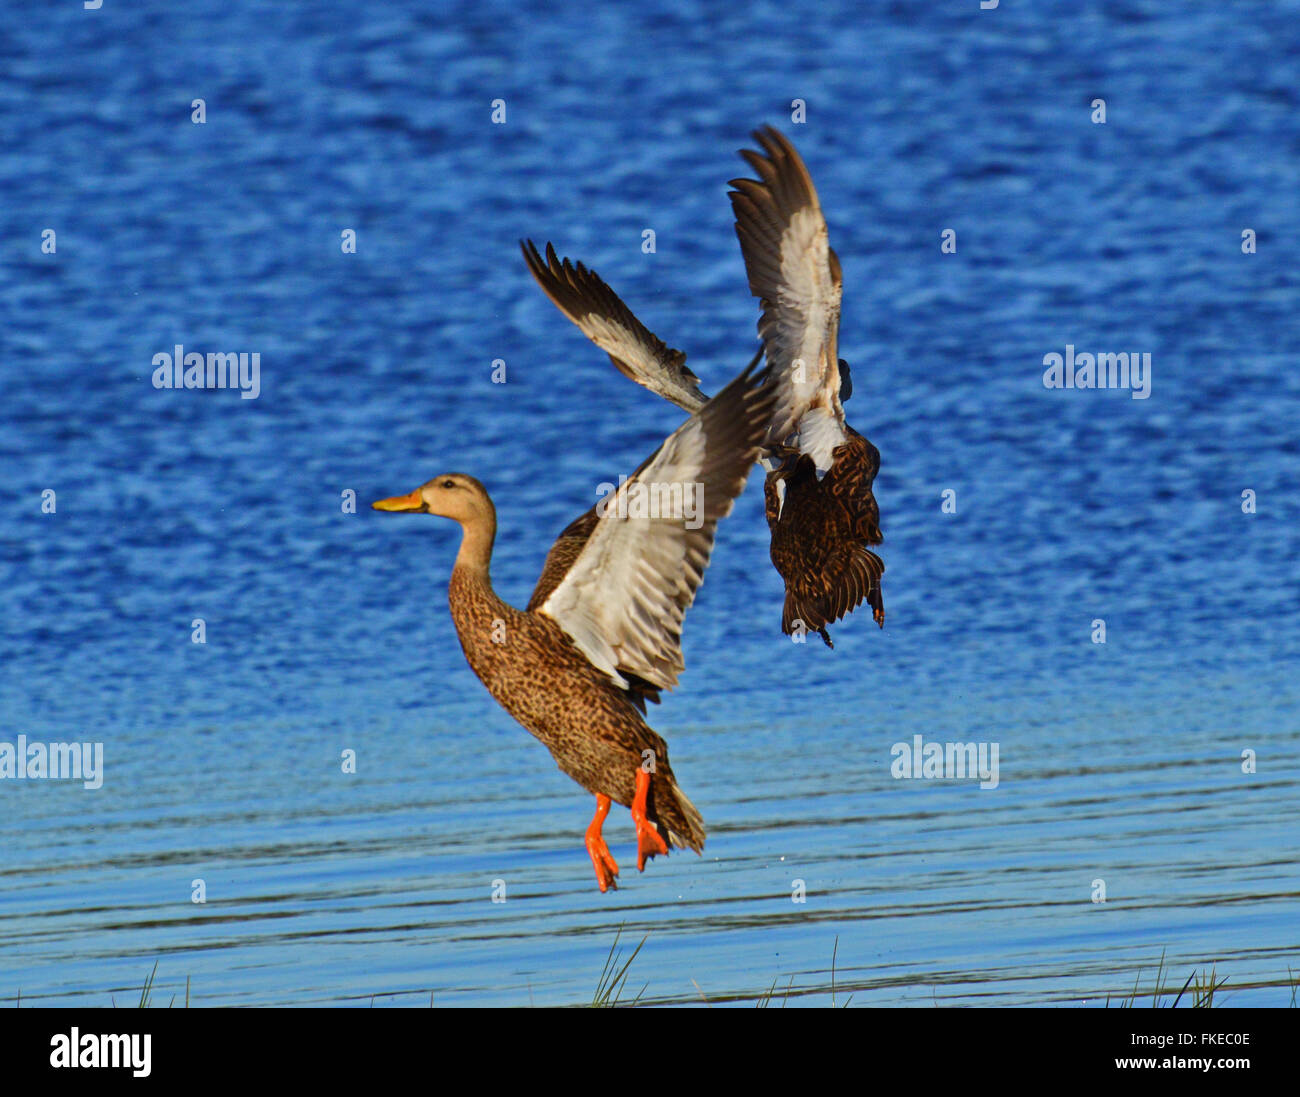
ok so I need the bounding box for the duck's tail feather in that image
[780,543,885,636]
[648,775,706,854]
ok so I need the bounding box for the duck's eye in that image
[442,478,456,489]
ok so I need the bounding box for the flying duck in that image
[373,365,775,890]
[520,126,885,648]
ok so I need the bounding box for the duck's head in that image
[372,474,493,526]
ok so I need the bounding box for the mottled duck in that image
[520,126,884,649]
[373,365,775,891]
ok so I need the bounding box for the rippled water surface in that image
[2,0,1299,1006]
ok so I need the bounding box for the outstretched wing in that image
[729,126,846,468]
[521,239,708,413]
[537,363,775,692]
[527,506,598,612]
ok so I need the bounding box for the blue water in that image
[2,0,1299,1006]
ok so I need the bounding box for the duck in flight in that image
[520,126,884,648]
[373,365,775,891]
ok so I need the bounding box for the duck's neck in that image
[448,514,505,621]
[448,515,514,651]
[453,512,496,578]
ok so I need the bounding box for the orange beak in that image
[371,488,425,512]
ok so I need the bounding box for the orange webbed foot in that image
[634,818,669,872]
[630,767,670,873]
[585,794,620,893]
[588,839,620,892]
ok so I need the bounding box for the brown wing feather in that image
[527,506,663,711]
[728,126,844,448]
[538,363,776,693]
[733,127,887,641]
[527,508,598,612]
[521,240,707,413]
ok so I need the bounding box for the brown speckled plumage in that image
[764,429,884,647]
[448,563,699,847]
[374,364,775,884]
